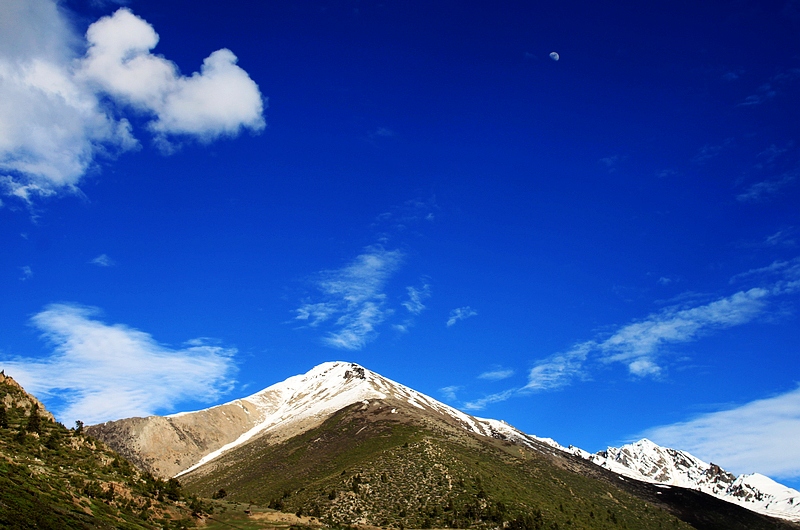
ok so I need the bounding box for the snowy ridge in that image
[176,361,543,477]
[569,438,800,522]
[171,361,800,523]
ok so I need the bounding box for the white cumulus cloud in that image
[0,303,237,425]
[0,0,137,201]
[0,1,264,203]
[79,8,265,142]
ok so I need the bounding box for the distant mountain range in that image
[569,438,800,522]
[87,361,800,529]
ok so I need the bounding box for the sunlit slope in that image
[181,398,765,530]
[0,373,203,529]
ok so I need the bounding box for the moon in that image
[549,52,560,61]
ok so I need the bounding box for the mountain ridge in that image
[87,360,800,525]
[567,438,800,522]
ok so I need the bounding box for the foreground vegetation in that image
[0,373,206,529]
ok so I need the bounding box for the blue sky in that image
[2,0,800,487]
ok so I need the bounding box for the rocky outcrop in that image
[0,371,55,423]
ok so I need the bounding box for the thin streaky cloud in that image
[0,303,237,425]
[463,388,518,411]
[692,141,730,163]
[738,89,776,107]
[447,306,477,327]
[596,287,770,373]
[463,263,800,409]
[599,154,625,172]
[643,385,800,479]
[478,369,515,381]
[736,69,800,107]
[294,246,403,350]
[764,229,797,248]
[729,257,800,284]
[736,167,799,203]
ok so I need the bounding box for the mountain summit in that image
[88,361,800,529]
[89,361,550,478]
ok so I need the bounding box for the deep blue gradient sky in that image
[2,0,799,486]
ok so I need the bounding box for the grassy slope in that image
[0,376,200,530]
[181,401,697,530]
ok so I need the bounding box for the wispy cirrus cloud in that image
[596,287,771,374]
[447,306,477,327]
[729,257,800,285]
[402,283,431,315]
[0,1,264,204]
[643,386,800,479]
[0,303,237,425]
[478,368,515,381]
[737,69,800,107]
[439,385,460,401]
[692,140,731,164]
[463,388,518,411]
[90,253,115,267]
[295,246,404,349]
[764,229,797,248]
[525,342,593,391]
[462,261,800,410]
[19,265,33,281]
[736,166,798,203]
[599,154,625,173]
[374,197,437,235]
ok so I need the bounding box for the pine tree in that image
[26,403,41,434]
[0,406,7,429]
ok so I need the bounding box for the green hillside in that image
[0,374,202,529]
[181,400,696,530]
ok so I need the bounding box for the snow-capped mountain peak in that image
[572,438,800,522]
[175,361,553,476]
[92,361,800,524]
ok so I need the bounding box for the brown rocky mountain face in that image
[86,398,268,478]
